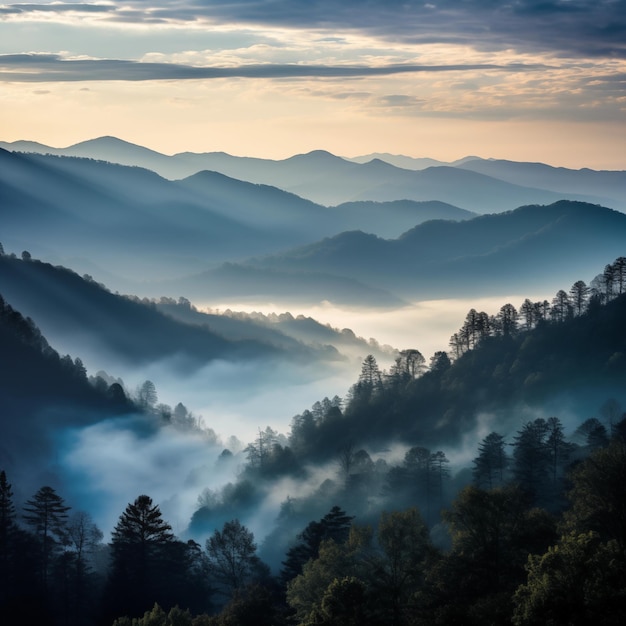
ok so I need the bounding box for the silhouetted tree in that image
[550,290,572,322]
[281,506,353,584]
[473,432,508,489]
[573,417,609,449]
[206,519,265,596]
[496,303,518,336]
[512,419,550,503]
[569,280,590,316]
[0,470,17,605]
[106,495,176,619]
[22,485,70,594]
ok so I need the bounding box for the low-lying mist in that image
[45,291,564,546]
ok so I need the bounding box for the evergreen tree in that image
[0,471,17,605]
[281,506,353,584]
[105,495,176,620]
[473,432,508,489]
[22,485,71,594]
[512,419,550,504]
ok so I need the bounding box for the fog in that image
[43,291,564,546]
[202,293,557,361]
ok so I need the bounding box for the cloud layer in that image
[0,52,546,82]
[2,1,625,58]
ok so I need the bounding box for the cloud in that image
[0,52,546,82]
[2,1,625,59]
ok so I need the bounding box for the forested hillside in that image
[2,255,626,625]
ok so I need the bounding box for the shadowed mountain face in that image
[200,201,626,304]
[2,136,620,210]
[0,148,476,291]
[0,255,338,371]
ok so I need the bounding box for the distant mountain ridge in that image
[0,148,476,293]
[202,200,626,303]
[2,136,623,211]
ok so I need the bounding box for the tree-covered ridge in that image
[2,418,625,625]
[0,289,132,414]
[2,248,626,623]
[278,256,626,462]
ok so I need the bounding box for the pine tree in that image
[0,471,17,602]
[473,432,508,489]
[22,485,70,593]
[106,495,175,619]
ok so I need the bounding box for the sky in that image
[0,1,625,168]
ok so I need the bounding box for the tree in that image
[373,508,433,626]
[0,470,17,603]
[519,299,535,330]
[496,303,518,336]
[563,439,626,548]
[22,485,71,593]
[512,419,550,503]
[281,507,354,584]
[429,351,451,373]
[66,511,103,600]
[285,528,371,624]
[573,417,609,449]
[137,380,158,410]
[513,531,626,626]
[550,290,572,323]
[359,354,382,389]
[206,519,264,595]
[106,495,176,619]
[569,280,590,316]
[612,256,626,295]
[389,349,425,383]
[436,484,557,624]
[473,432,508,489]
[319,577,367,626]
[545,416,574,487]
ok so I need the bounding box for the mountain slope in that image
[0,255,336,370]
[288,285,626,461]
[238,201,626,300]
[1,137,613,210]
[0,149,479,290]
[458,158,626,211]
[0,292,134,479]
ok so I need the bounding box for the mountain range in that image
[2,136,624,211]
[163,200,626,305]
[0,147,473,290]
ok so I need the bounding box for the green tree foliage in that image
[286,527,372,625]
[371,508,433,626]
[428,485,557,624]
[112,602,196,626]
[312,576,367,626]
[513,532,626,626]
[562,438,626,547]
[281,507,354,584]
